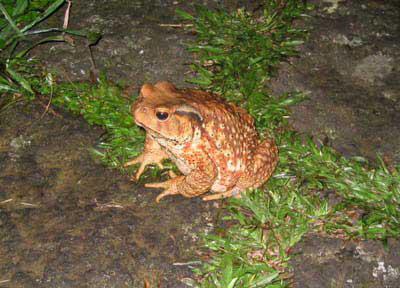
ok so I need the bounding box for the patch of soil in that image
[290,235,400,288]
[34,0,261,87]
[270,0,400,164]
[0,103,217,287]
[272,1,400,287]
[2,0,399,287]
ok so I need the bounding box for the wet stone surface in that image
[0,103,217,287]
[290,235,400,288]
[2,0,400,287]
[35,0,259,87]
[275,1,400,287]
[35,0,196,86]
[271,0,400,164]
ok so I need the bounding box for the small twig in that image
[20,202,39,207]
[159,23,193,28]
[173,261,202,266]
[0,198,13,204]
[41,82,54,119]
[93,199,126,210]
[42,92,53,117]
[63,0,72,29]
[36,94,61,118]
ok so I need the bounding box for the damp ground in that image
[1,0,400,287]
[0,102,219,287]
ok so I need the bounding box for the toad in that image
[125,82,278,202]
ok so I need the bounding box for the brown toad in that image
[125,82,278,202]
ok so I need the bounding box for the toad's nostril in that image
[141,107,147,113]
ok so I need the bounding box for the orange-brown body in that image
[125,82,278,202]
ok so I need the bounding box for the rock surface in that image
[2,0,399,287]
[0,103,216,287]
[271,0,400,164]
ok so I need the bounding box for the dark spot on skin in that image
[178,111,203,124]
[175,105,203,124]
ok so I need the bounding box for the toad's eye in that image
[156,111,169,121]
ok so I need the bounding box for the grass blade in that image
[0,3,23,35]
[21,0,65,33]
[12,0,29,17]
[6,64,34,94]
[15,35,66,58]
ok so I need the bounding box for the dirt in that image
[274,1,400,287]
[290,235,400,288]
[0,103,219,287]
[34,0,260,87]
[271,0,400,165]
[1,0,400,287]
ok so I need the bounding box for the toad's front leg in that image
[124,135,169,180]
[146,164,216,203]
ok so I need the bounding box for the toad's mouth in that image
[134,120,191,145]
[135,119,164,139]
[134,119,144,128]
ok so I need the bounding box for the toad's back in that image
[175,89,262,192]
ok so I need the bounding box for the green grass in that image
[1,0,65,98]
[0,0,97,113]
[2,1,399,287]
[177,3,305,108]
[176,2,400,287]
[37,77,144,168]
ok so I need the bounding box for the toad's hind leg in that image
[202,138,278,201]
[202,187,241,201]
[239,138,278,190]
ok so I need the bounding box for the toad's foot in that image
[145,176,185,203]
[146,169,215,203]
[202,187,242,201]
[124,153,165,180]
[124,135,169,180]
[168,170,177,178]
